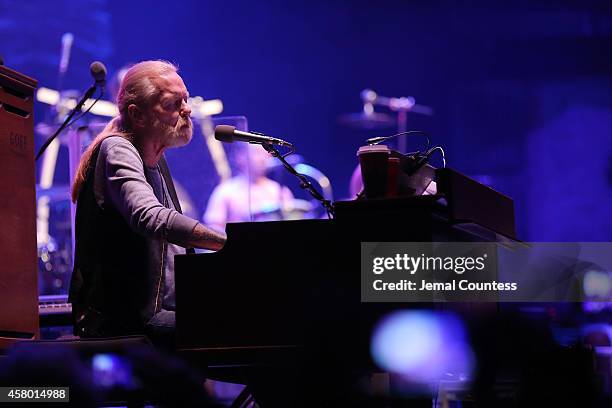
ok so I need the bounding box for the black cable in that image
[281,145,296,159]
[278,144,334,218]
[425,146,446,168]
[366,130,430,153]
[261,143,334,218]
[35,84,99,161]
[65,87,104,129]
[281,147,334,218]
[400,144,446,177]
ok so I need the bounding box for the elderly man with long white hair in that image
[69,60,225,348]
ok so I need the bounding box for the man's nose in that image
[180,101,192,118]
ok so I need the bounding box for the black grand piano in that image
[175,168,517,405]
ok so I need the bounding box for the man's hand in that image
[187,223,226,251]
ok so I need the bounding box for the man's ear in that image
[127,104,146,129]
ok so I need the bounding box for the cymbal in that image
[338,112,395,130]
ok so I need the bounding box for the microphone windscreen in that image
[90,61,107,84]
[215,125,236,143]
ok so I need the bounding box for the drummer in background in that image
[203,143,295,231]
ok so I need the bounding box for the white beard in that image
[149,115,193,148]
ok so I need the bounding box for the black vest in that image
[69,142,185,337]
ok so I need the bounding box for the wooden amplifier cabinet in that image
[0,65,39,348]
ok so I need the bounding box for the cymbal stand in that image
[361,89,434,152]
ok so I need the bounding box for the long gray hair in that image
[71,60,177,202]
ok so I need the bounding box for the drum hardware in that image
[340,88,434,152]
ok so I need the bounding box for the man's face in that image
[145,72,193,148]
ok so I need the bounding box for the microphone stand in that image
[260,143,335,218]
[35,83,99,161]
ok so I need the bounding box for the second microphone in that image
[215,125,293,148]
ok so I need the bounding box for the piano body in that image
[175,169,517,388]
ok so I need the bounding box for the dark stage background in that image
[2,0,612,241]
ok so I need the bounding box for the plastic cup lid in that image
[357,144,391,156]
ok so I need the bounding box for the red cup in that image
[357,145,390,199]
[386,157,400,198]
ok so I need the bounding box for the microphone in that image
[89,61,107,86]
[71,61,106,107]
[215,125,293,147]
[36,61,107,161]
